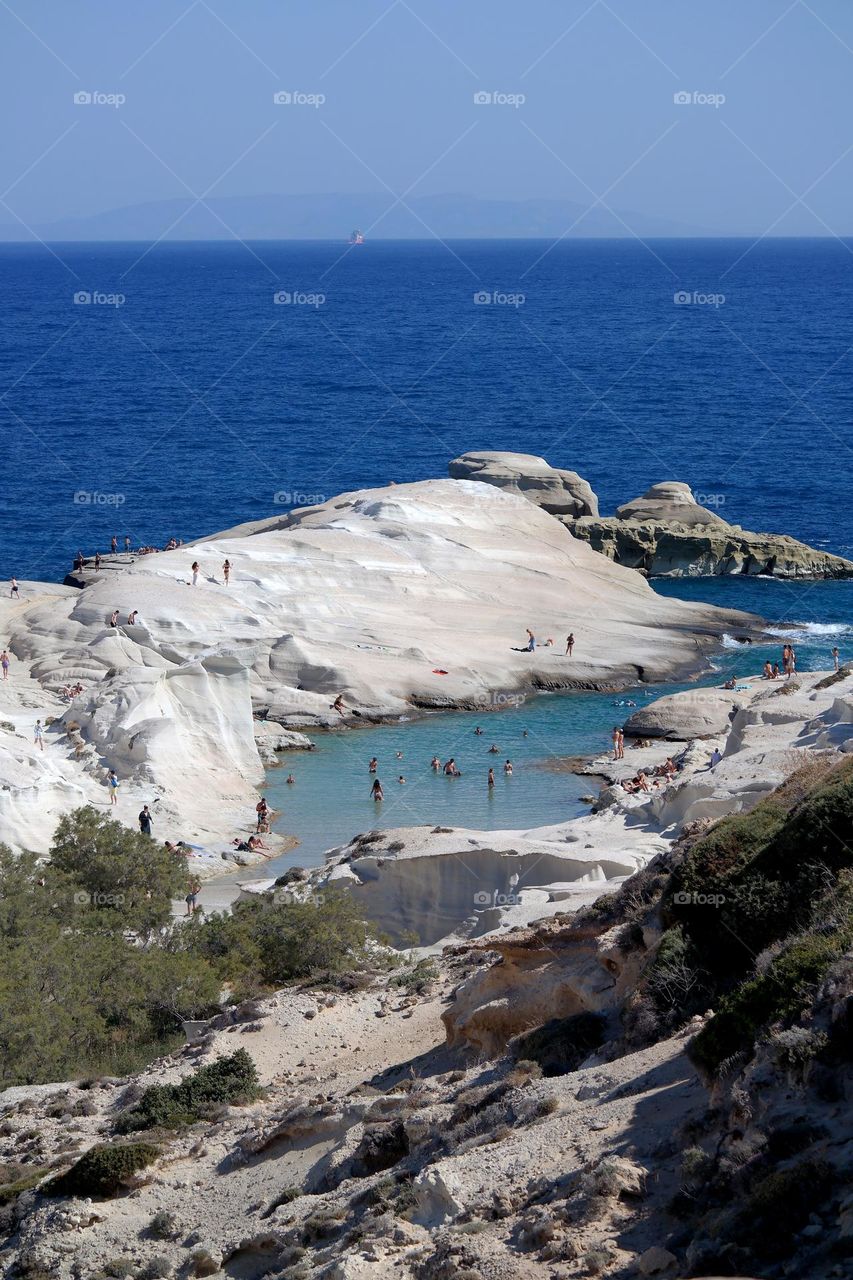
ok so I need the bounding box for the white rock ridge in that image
[0,479,756,852]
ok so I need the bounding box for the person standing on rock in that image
[111,536,117,554]
[612,726,621,760]
[139,804,153,835]
[191,561,200,586]
[222,558,231,586]
[526,628,536,652]
[1,650,9,681]
[10,578,19,599]
[94,552,101,572]
[566,632,575,656]
[256,797,269,831]
[185,879,201,916]
[109,610,119,628]
[832,646,841,671]
[107,769,119,805]
[124,536,131,552]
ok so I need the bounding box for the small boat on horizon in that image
[349,229,365,245]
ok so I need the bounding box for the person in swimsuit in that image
[398,775,406,784]
[124,536,131,552]
[832,646,840,671]
[223,559,231,585]
[10,578,19,598]
[109,610,119,627]
[127,610,138,625]
[331,694,345,715]
[111,536,117,554]
[504,759,513,774]
[185,879,201,916]
[431,755,441,771]
[443,758,460,776]
[256,798,269,831]
[617,728,625,760]
[488,767,495,788]
[1,651,9,680]
[371,778,384,801]
[368,757,378,773]
[33,719,44,751]
[566,633,574,656]
[191,561,200,586]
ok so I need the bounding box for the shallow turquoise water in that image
[260,577,853,874]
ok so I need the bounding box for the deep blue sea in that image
[1,237,851,868]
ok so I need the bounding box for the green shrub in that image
[0,1163,49,1203]
[690,932,844,1076]
[116,1049,260,1133]
[182,887,378,988]
[45,1141,160,1198]
[148,1209,180,1240]
[737,1158,834,1259]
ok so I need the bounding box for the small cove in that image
[216,577,853,895]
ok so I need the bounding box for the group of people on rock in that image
[514,629,576,654]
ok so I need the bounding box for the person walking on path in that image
[565,632,574,656]
[107,769,119,805]
[222,558,231,586]
[33,719,44,751]
[191,561,200,586]
[138,804,153,835]
[1,651,9,681]
[9,578,19,599]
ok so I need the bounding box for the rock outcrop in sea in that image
[450,452,853,579]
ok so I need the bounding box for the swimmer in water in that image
[371,778,384,801]
[488,768,495,787]
[504,759,513,775]
[369,757,378,773]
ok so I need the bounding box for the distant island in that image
[0,191,709,242]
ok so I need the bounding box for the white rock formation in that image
[0,479,754,853]
[449,450,599,517]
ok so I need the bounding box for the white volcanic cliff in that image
[0,479,756,853]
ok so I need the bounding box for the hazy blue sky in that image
[1,0,852,234]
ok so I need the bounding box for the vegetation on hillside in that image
[0,810,381,1087]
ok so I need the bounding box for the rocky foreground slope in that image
[451,453,853,579]
[0,479,756,853]
[1,673,852,1280]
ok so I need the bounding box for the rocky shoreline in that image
[451,452,853,579]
